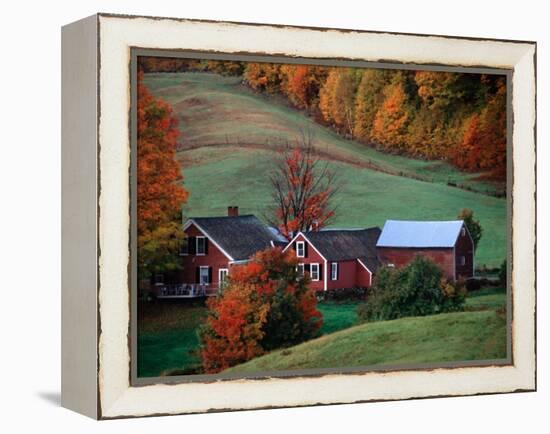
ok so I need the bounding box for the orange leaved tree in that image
[200,247,323,373]
[450,77,506,180]
[137,71,189,280]
[372,78,411,152]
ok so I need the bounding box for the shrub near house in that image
[358,256,467,323]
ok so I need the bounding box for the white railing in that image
[155,283,219,298]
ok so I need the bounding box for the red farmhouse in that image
[153,213,474,298]
[376,220,474,281]
[283,228,382,292]
[154,207,284,298]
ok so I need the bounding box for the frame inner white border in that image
[97,15,536,418]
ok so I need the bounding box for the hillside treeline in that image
[139,57,507,181]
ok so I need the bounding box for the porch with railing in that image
[154,283,219,299]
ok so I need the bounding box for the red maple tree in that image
[200,247,322,373]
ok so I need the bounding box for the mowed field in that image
[143,72,508,268]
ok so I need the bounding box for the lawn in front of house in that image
[137,299,359,377]
[317,301,360,335]
[137,300,207,377]
[137,288,506,377]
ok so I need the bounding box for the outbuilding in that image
[376,220,474,281]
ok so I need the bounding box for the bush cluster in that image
[357,256,467,323]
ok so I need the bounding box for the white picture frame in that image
[61,13,536,419]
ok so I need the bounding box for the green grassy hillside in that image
[180,146,505,267]
[224,309,507,374]
[144,72,508,268]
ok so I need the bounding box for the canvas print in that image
[135,55,508,379]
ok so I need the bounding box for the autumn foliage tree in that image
[267,134,339,239]
[450,77,507,180]
[354,69,391,143]
[200,247,322,373]
[137,72,189,280]
[372,78,411,152]
[279,64,327,111]
[243,62,283,93]
[319,68,362,138]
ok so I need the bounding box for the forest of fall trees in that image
[139,57,507,181]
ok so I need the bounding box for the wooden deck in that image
[155,283,218,299]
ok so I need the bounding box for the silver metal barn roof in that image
[376,220,465,248]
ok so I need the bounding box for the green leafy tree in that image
[458,208,483,250]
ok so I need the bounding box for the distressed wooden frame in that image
[61,13,536,419]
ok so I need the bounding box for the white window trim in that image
[310,263,320,281]
[297,263,305,277]
[199,265,210,284]
[196,236,206,256]
[296,241,305,258]
[218,268,229,285]
[331,262,338,281]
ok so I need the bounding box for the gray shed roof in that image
[376,220,465,248]
[189,215,280,261]
[303,228,382,272]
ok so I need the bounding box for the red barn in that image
[376,220,474,281]
[153,207,284,298]
[283,228,382,292]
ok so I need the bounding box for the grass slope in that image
[181,146,506,267]
[144,72,504,195]
[137,290,505,377]
[143,72,507,267]
[224,309,507,373]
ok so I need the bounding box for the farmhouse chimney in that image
[228,206,239,217]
